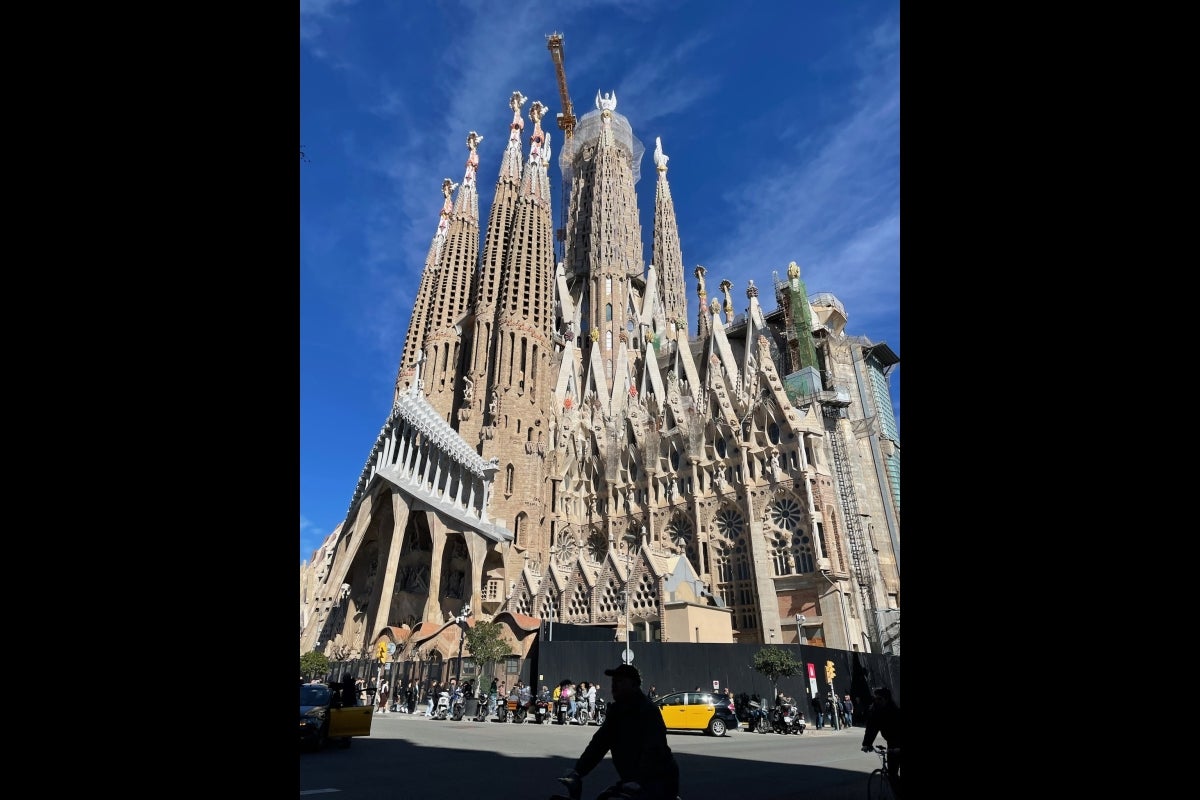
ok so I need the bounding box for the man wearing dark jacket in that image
[861,687,901,797]
[560,664,679,800]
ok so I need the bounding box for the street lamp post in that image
[453,604,473,689]
[619,588,633,663]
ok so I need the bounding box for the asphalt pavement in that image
[301,707,875,800]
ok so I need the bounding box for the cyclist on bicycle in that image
[860,686,901,797]
[559,664,679,800]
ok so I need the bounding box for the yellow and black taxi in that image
[300,682,375,750]
[652,690,740,736]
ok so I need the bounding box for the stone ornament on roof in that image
[463,131,483,187]
[654,136,668,171]
[595,90,617,111]
[508,91,527,143]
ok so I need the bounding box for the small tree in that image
[464,619,513,688]
[300,650,330,681]
[751,646,803,704]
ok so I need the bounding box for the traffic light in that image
[825,660,836,683]
[377,640,388,663]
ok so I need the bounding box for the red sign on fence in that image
[807,663,816,680]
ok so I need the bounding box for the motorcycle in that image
[450,688,465,721]
[746,700,769,733]
[536,697,554,725]
[592,697,607,726]
[473,690,490,722]
[556,695,571,725]
[575,702,592,726]
[432,690,451,720]
[504,692,531,723]
[766,701,804,734]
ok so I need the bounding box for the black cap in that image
[603,664,641,683]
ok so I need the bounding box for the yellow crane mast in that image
[546,32,576,258]
[546,32,576,141]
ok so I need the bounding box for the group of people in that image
[809,691,856,729]
[552,678,599,722]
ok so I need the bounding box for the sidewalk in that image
[375,708,860,736]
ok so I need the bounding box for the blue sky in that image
[300,0,900,566]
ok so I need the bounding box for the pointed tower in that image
[393,178,456,401]
[480,99,558,545]
[558,91,645,398]
[421,131,484,423]
[461,92,529,445]
[694,265,711,340]
[651,136,687,340]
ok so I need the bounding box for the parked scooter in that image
[473,690,490,722]
[536,696,554,724]
[765,699,804,734]
[432,690,451,720]
[502,689,528,723]
[747,700,769,733]
[591,697,607,726]
[450,687,465,721]
[556,694,571,725]
[512,686,534,723]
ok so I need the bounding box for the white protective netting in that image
[558,103,645,187]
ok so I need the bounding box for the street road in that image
[300,712,875,800]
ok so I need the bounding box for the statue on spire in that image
[529,101,547,162]
[463,131,483,187]
[654,136,669,171]
[595,90,617,111]
[508,91,527,144]
[437,178,457,237]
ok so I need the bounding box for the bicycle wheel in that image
[867,769,894,800]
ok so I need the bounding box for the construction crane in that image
[546,32,576,142]
[546,32,575,261]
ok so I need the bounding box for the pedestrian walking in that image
[842,694,854,727]
[376,680,389,713]
[811,693,823,729]
[824,694,839,729]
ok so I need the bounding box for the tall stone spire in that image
[393,178,457,401]
[461,93,528,445]
[652,136,687,340]
[559,90,645,397]
[420,131,484,423]
[481,98,558,543]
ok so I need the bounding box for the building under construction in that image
[299,35,900,680]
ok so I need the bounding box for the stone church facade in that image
[299,78,900,679]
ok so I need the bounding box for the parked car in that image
[300,682,375,750]
[652,690,739,737]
